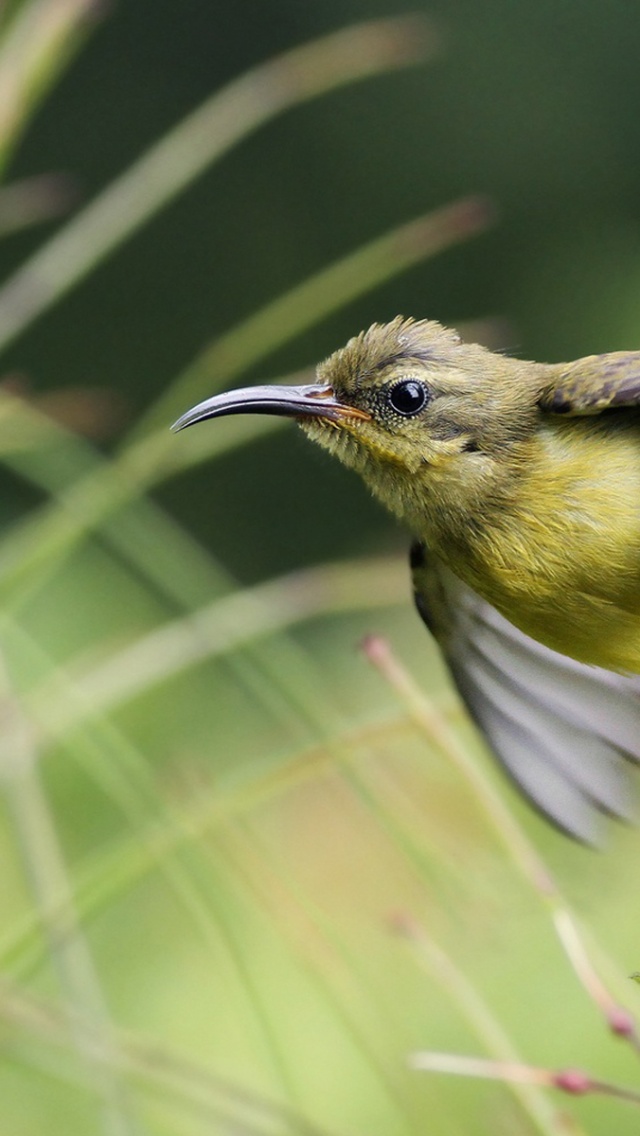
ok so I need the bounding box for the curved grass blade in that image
[0,16,436,353]
[0,198,490,605]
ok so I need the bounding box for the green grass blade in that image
[0,0,100,174]
[0,198,490,607]
[0,16,435,353]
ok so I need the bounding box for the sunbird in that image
[172,316,640,841]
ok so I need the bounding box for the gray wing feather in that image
[411,547,640,841]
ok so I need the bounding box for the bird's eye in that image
[387,378,429,417]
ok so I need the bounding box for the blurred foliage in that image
[0,3,640,1135]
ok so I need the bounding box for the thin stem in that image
[363,635,640,1052]
[0,651,141,1136]
[410,1052,640,1108]
[397,915,579,1136]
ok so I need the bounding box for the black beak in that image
[171,382,370,432]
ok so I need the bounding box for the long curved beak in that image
[171,382,370,432]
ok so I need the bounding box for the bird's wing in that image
[410,541,640,842]
[539,351,640,414]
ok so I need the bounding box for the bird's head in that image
[172,317,547,530]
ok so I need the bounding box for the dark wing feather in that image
[410,543,640,842]
[539,351,640,415]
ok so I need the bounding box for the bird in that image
[172,316,640,841]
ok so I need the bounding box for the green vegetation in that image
[0,5,639,1134]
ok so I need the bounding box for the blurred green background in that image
[8,0,640,577]
[1,2,640,1134]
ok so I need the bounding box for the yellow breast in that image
[451,416,640,672]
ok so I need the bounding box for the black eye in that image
[387,379,429,417]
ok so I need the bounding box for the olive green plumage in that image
[172,317,640,839]
[307,317,640,674]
